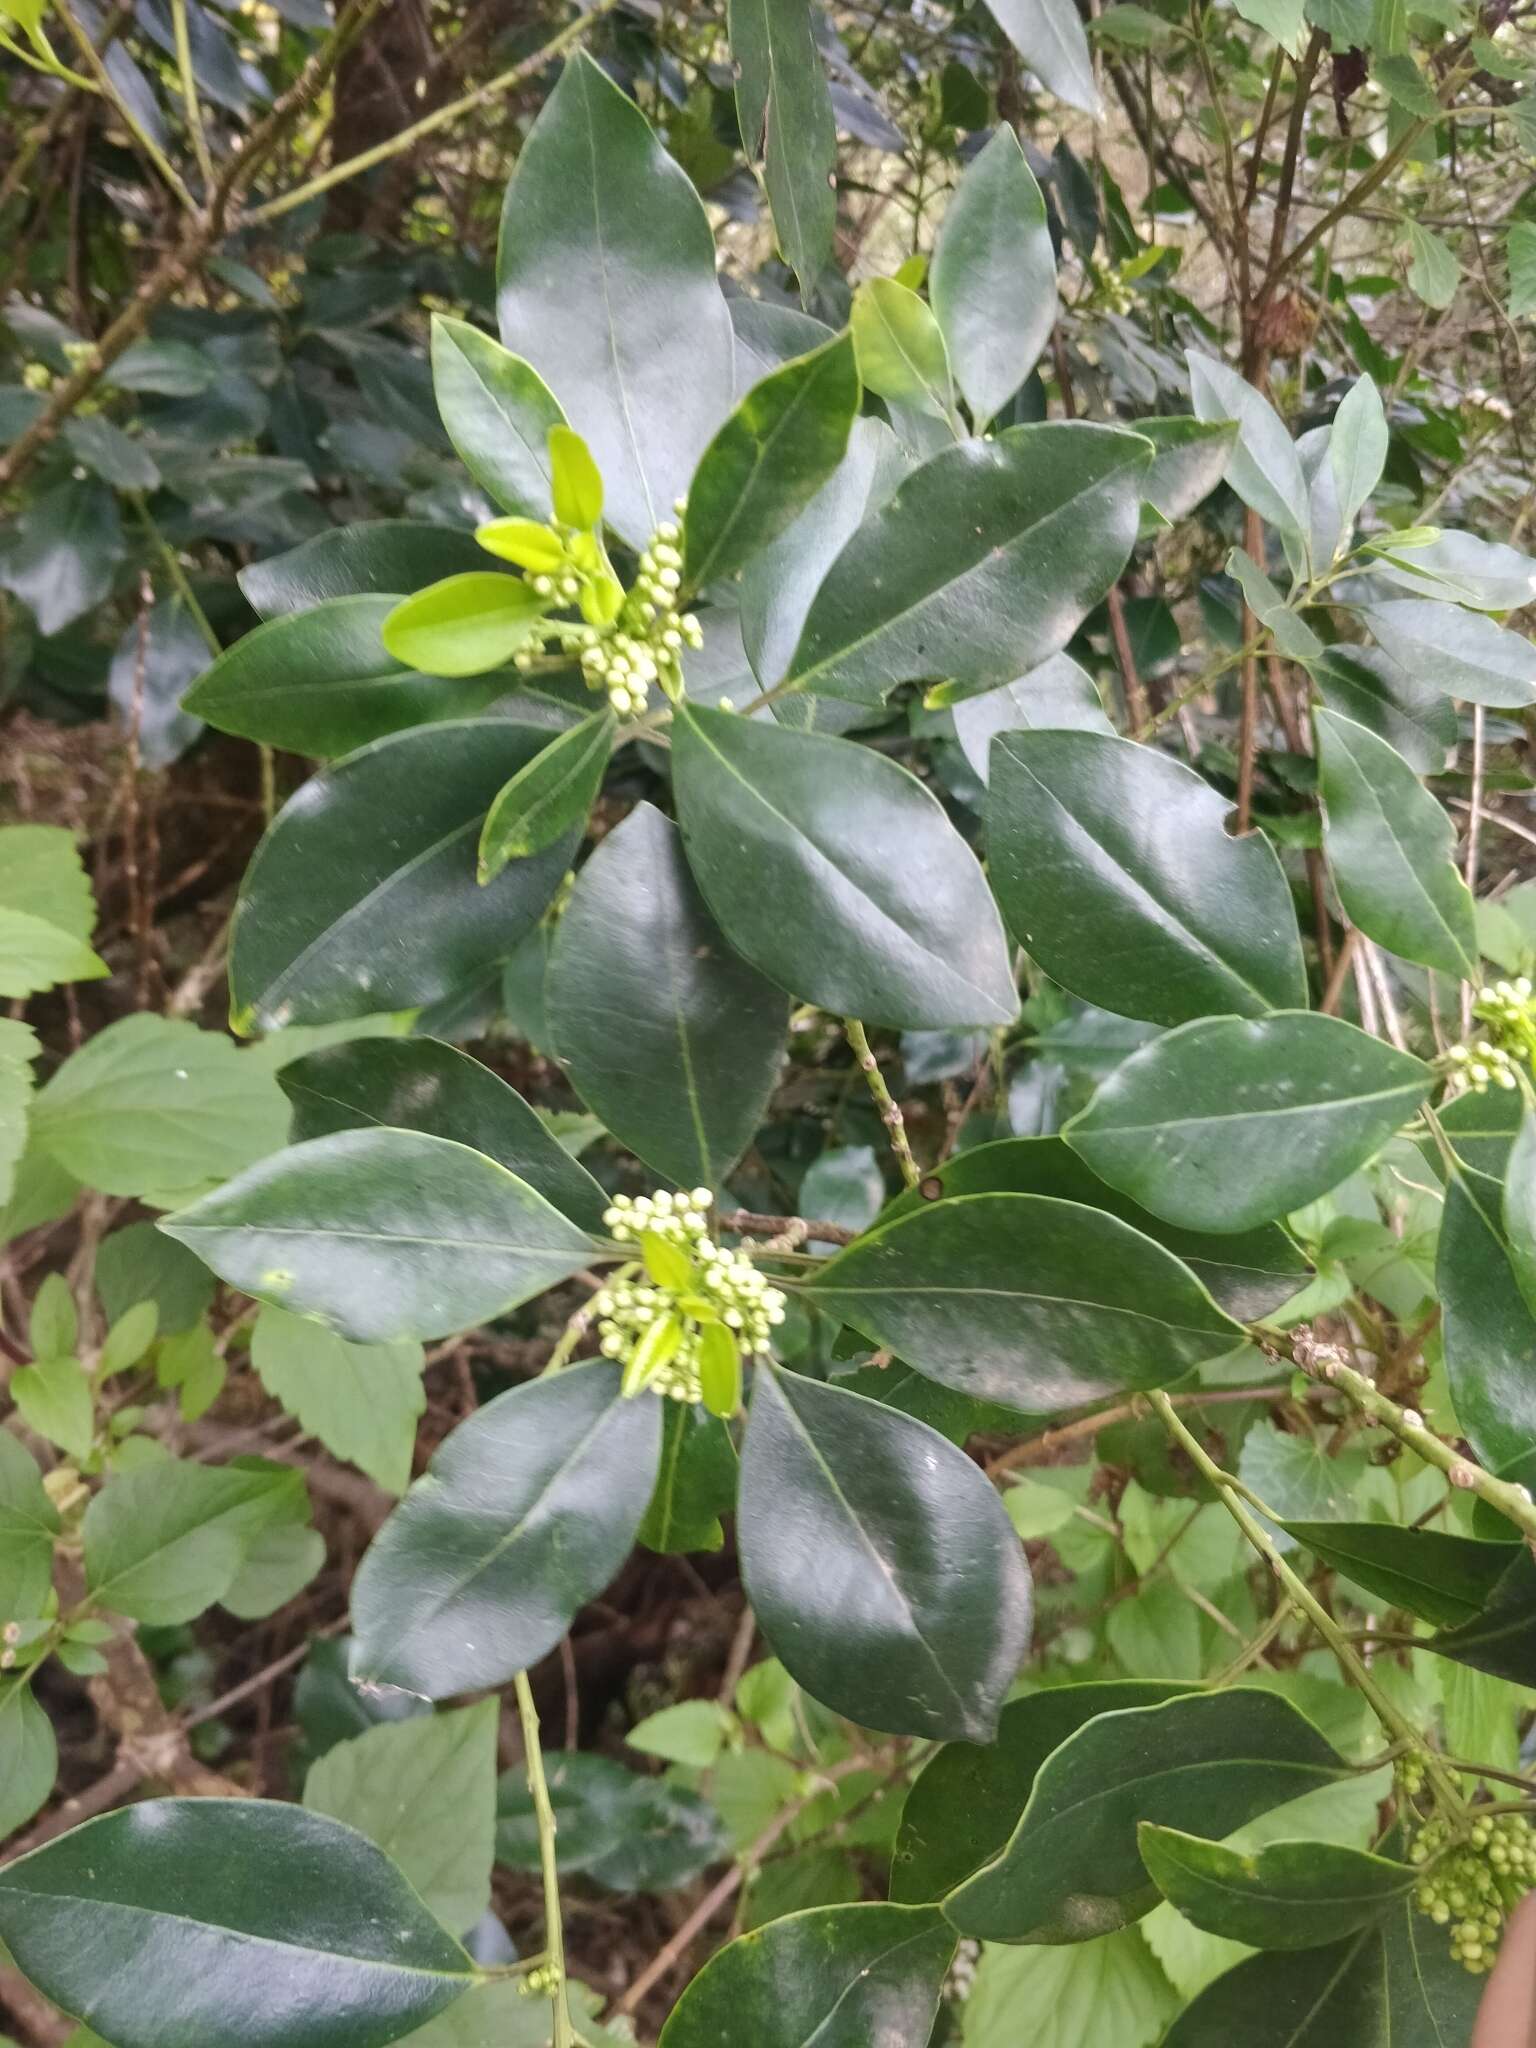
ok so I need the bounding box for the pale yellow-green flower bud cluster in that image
[1412,1810,1536,1972]
[1445,1039,1519,1093]
[594,1190,785,1412]
[576,513,705,717]
[1463,977,1536,1082]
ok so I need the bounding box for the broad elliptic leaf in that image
[943,1689,1348,1944]
[738,1365,1032,1741]
[1138,1827,1414,1949]
[1065,1013,1432,1233]
[1314,709,1477,981]
[963,1927,1180,2048]
[930,126,1056,429]
[657,1902,955,2048]
[1159,1905,1481,2047]
[1424,1549,1536,1688]
[684,333,859,591]
[1187,353,1308,550]
[882,1136,1310,1322]
[83,1459,304,1624]
[229,713,579,1032]
[0,1800,474,2048]
[497,53,735,547]
[279,1037,607,1233]
[1369,528,1536,611]
[984,0,1102,113]
[497,1750,728,1892]
[546,802,788,1187]
[240,523,494,620]
[0,1685,56,1841]
[1438,1168,1536,1492]
[183,595,515,757]
[953,654,1114,780]
[1311,646,1456,776]
[0,1432,60,1617]
[807,1192,1242,1410]
[478,710,613,880]
[163,1128,595,1343]
[989,730,1306,1025]
[1328,374,1388,540]
[893,1682,1193,1907]
[0,478,125,637]
[730,0,838,290]
[1137,417,1238,526]
[429,315,565,519]
[351,1360,661,1697]
[851,279,954,424]
[252,1305,426,1496]
[0,825,106,997]
[304,1700,498,1936]
[784,424,1150,704]
[672,703,1017,1029]
[380,574,548,678]
[1359,598,1536,710]
[1283,1519,1520,1631]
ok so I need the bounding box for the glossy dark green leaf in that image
[278,1037,604,1232]
[229,713,578,1031]
[953,655,1115,778]
[1430,1082,1522,1181]
[944,1689,1348,1943]
[0,1800,474,2048]
[1284,1519,1520,1630]
[240,523,494,620]
[182,596,515,757]
[1437,1167,1536,1491]
[1314,709,1477,980]
[807,1192,1242,1409]
[0,478,125,637]
[1066,1014,1432,1233]
[547,802,787,1187]
[429,315,565,519]
[1160,1906,1481,2046]
[1503,1105,1536,1316]
[892,1682,1191,1906]
[1138,416,1238,525]
[497,53,734,547]
[684,333,859,591]
[351,1360,660,1696]
[1423,1549,1536,1687]
[1140,1827,1413,1952]
[988,731,1306,1026]
[107,596,206,769]
[477,710,611,880]
[730,0,837,290]
[738,417,905,695]
[496,1751,728,1891]
[380,574,548,678]
[738,1364,1031,1741]
[657,1902,955,2048]
[883,1136,1310,1321]
[784,424,1150,704]
[1187,353,1308,549]
[162,1128,597,1343]
[1311,646,1456,776]
[929,126,1056,429]
[672,703,1017,1029]
[1360,598,1536,710]
[637,1402,737,1555]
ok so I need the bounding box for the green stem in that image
[245,0,625,225]
[129,492,219,653]
[1150,1389,1467,1817]
[170,0,215,191]
[845,1019,920,1189]
[513,1671,575,2048]
[55,0,198,211]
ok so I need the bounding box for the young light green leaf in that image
[84,1459,304,1624]
[162,1129,598,1344]
[987,730,1307,1025]
[547,424,603,531]
[1314,708,1477,981]
[0,825,106,999]
[252,1306,425,1496]
[0,1685,56,1843]
[684,332,859,591]
[851,278,955,425]
[1404,222,1460,309]
[0,1433,60,1618]
[429,315,565,520]
[930,125,1056,429]
[380,574,548,678]
[351,1360,661,1696]
[11,1355,93,1463]
[1065,1013,1432,1232]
